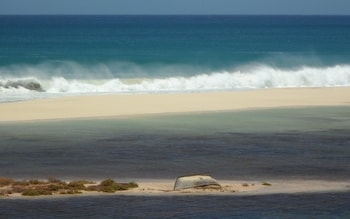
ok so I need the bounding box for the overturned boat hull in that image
[174,174,221,190]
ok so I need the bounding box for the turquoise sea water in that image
[1,16,350,218]
[1,15,350,102]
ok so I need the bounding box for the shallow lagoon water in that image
[0,106,349,181]
[1,106,350,218]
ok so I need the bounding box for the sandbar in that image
[0,87,349,122]
[2,180,350,199]
[112,179,350,196]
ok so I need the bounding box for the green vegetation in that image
[22,189,52,196]
[87,179,138,193]
[67,181,87,190]
[262,182,272,186]
[0,177,138,197]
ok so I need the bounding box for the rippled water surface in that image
[1,106,350,218]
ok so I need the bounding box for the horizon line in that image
[1,14,350,16]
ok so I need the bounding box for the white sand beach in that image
[111,180,350,196]
[0,87,349,122]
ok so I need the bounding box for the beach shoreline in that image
[110,179,350,196]
[0,87,349,122]
[2,179,350,199]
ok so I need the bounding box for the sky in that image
[0,0,350,15]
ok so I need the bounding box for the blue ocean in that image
[1,16,350,218]
[1,15,350,102]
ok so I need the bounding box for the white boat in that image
[173,174,221,190]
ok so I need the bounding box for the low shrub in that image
[66,181,86,190]
[262,182,272,186]
[102,186,117,193]
[0,178,15,186]
[85,185,98,191]
[22,189,52,196]
[97,179,138,193]
[100,179,115,187]
[47,184,65,191]
[1,177,137,196]
[29,179,46,185]
[126,182,138,189]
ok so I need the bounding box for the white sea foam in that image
[1,64,350,102]
[40,65,350,92]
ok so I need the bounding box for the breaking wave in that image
[0,78,44,92]
[1,64,350,102]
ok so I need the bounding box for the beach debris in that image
[173,174,222,190]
